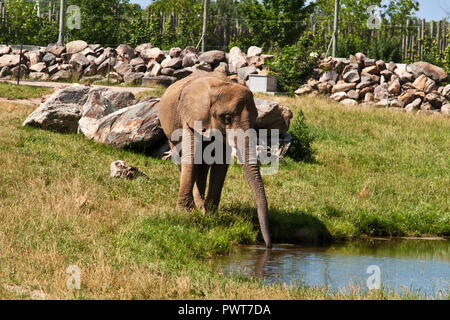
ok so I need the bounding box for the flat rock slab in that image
[90,99,164,151]
[22,85,92,132]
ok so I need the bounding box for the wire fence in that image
[0,1,449,62]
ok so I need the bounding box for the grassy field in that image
[0,82,52,100]
[0,88,448,299]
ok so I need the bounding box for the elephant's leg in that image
[193,164,210,212]
[177,163,196,210]
[205,163,229,212]
[177,127,197,210]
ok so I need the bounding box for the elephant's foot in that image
[204,200,219,213]
[176,197,195,211]
[193,192,206,215]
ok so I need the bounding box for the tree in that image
[238,0,314,50]
[1,0,42,44]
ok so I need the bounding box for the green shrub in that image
[443,45,450,74]
[286,110,315,162]
[266,32,319,92]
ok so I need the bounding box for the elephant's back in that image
[158,71,231,141]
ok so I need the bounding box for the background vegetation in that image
[0,1,447,63]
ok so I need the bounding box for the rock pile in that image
[0,41,273,86]
[295,53,450,115]
[23,84,293,158]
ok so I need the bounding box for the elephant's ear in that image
[178,79,213,133]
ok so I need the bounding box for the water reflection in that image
[214,240,450,298]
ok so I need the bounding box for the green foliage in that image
[336,33,365,58]
[238,0,313,50]
[443,45,450,74]
[367,35,403,62]
[1,0,43,44]
[286,110,315,162]
[422,38,444,67]
[266,32,319,92]
[128,17,159,48]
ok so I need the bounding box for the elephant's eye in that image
[221,114,232,125]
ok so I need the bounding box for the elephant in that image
[158,70,272,248]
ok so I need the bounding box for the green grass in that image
[0,94,448,299]
[0,82,52,100]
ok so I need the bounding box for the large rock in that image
[374,83,389,101]
[182,53,199,68]
[228,47,248,73]
[140,47,165,63]
[394,68,414,83]
[0,45,12,55]
[29,62,47,73]
[116,44,136,61]
[441,104,450,116]
[114,61,133,76]
[97,57,117,75]
[69,53,90,73]
[173,67,194,79]
[42,52,56,66]
[0,54,20,68]
[319,71,338,83]
[169,47,182,58]
[198,50,226,65]
[237,65,258,81]
[123,71,144,84]
[89,99,164,151]
[78,89,136,136]
[330,92,347,101]
[398,89,418,105]
[148,62,162,77]
[134,43,153,55]
[343,69,360,83]
[142,75,177,87]
[47,44,66,57]
[27,50,43,65]
[411,74,428,90]
[388,79,401,95]
[407,61,448,82]
[254,99,293,132]
[161,57,182,69]
[425,93,442,109]
[23,85,92,132]
[340,98,358,106]
[51,69,73,81]
[29,72,50,81]
[247,46,262,57]
[78,88,118,137]
[130,56,145,67]
[294,85,312,95]
[405,98,422,112]
[66,40,88,54]
[331,81,356,93]
[442,85,450,100]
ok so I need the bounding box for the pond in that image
[213,239,449,299]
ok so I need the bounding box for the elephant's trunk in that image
[242,162,272,249]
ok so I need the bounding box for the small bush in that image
[266,32,319,92]
[286,110,315,162]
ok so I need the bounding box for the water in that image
[214,239,450,298]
